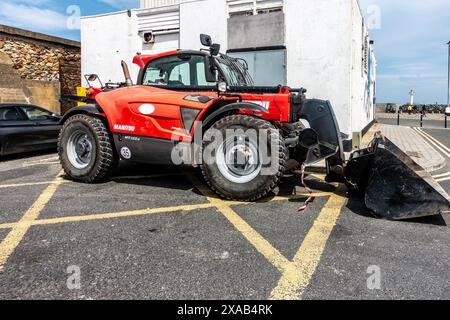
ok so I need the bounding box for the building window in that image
[228,48,286,86]
[227,0,284,17]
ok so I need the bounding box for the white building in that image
[81,0,376,139]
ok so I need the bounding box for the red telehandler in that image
[59,34,450,220]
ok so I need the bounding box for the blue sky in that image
[359,0,450,104]
[0,0,449,104]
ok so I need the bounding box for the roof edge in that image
[0,24,80,48]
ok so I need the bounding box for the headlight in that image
[218,82,227,93]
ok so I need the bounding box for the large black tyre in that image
[58,114,117,182]
[201,115,287,201]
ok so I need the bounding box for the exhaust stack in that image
[121,60,133,86]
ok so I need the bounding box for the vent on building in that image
[140,0,180,9]
[227,0,284,17]
[137,7,180,34]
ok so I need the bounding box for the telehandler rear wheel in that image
[201,115,287,201]
[58,114,117,182]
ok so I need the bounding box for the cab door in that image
[137,54,214,140]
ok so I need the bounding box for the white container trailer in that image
[81,0,376,138]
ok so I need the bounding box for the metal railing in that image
[392,112,449,129]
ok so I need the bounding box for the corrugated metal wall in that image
[137,9,180,32]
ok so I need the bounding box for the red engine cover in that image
[95,85,292,142]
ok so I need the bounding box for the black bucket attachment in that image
[345,134,450,220]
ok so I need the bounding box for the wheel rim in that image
[216,135,262,184]
[67,130,94,169]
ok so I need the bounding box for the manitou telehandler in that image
[59,34,450,220]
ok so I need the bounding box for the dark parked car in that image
[0,104,61,157]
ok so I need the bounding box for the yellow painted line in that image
[215,202,290,272]
[0,192,333,231]
[270,191,347,300]
[0,203,215,229]
[32,203,215,227]
[269,192,333,203]
[0,172,64,271]
[0,180,69,189]
[23,156,59,164]
[0,173,184,189]
[308,173,326,180]
[22,161,61,168]
[187,175,291,272]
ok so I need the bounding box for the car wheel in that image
[201,115,287,201]
[58,114,117,182]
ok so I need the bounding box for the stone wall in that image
[0,38,80,82]
[0,25,80,114]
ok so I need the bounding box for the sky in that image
[0,0,449,104]
[359,0,450,104]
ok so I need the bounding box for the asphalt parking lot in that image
[0,139,449,300]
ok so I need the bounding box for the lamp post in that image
[446,41,450,128]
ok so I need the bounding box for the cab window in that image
[142,54,215,87]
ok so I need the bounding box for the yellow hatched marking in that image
[270,191,347,300]
[0,173,64,271]
[187,175,290,272]
[0,167,342,299]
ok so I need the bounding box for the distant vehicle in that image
[385,103,399,113]
[0,104,61,157]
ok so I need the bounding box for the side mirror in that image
[200,34,213,47]
[87,74,98,82]
[84,74,103,88]
[209,44,220,56]
[204,56,217,83]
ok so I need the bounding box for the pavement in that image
[363,123,446,172]
[0,144,449,300]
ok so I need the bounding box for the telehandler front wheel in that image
[201,115,287,201]
[58,114,117,182]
